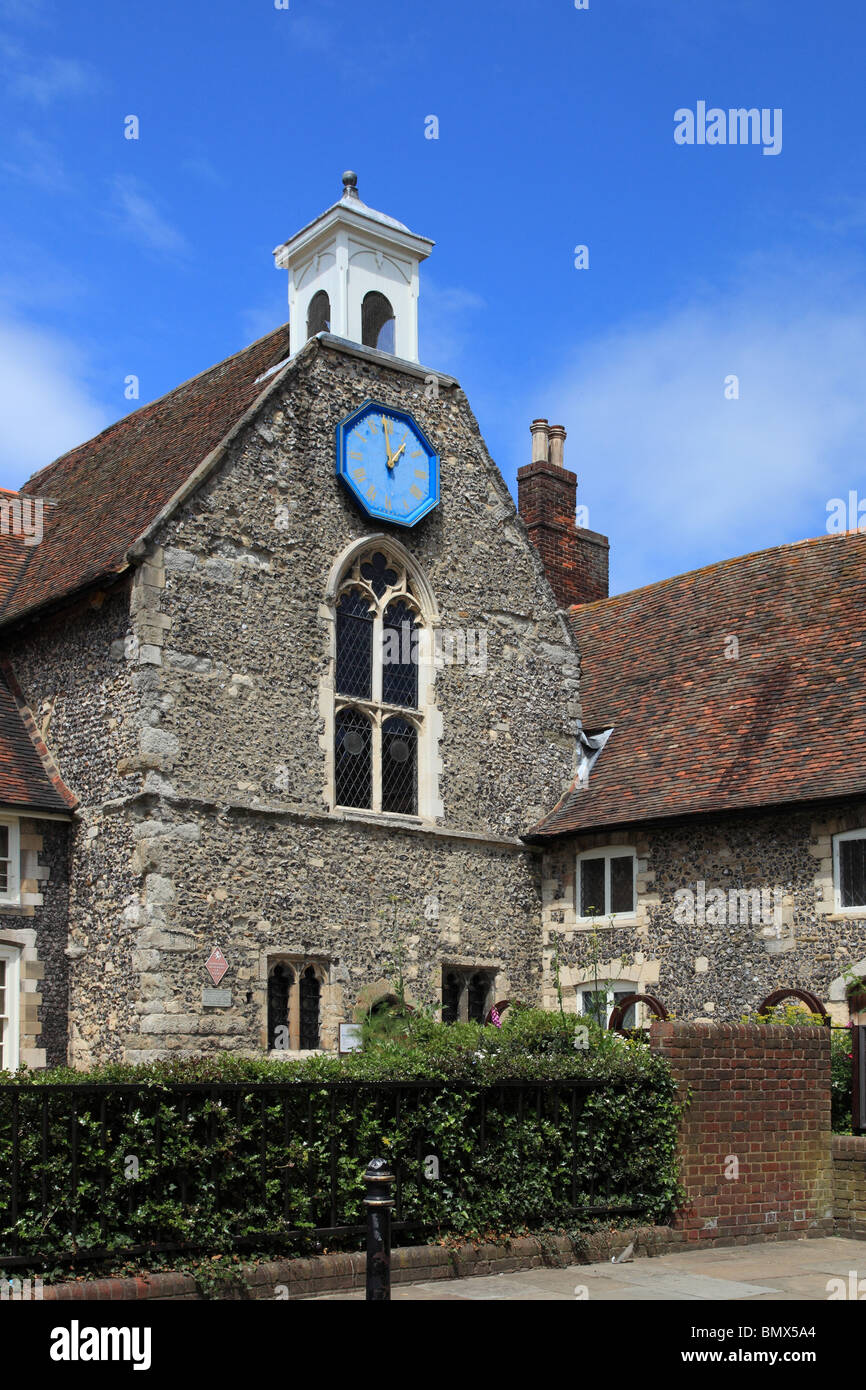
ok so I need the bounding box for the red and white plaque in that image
[205,947,228,985]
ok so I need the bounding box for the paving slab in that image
[305,1236,866,1300]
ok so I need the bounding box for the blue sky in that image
[1,0,865,593]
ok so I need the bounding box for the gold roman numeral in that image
[414,469,427,481]
[366,485,377,502]
[409,484,423,500]
[351,467,366,482]
[410,450,423,458]
[349,451,364,460]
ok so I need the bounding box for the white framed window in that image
[0,820,21,906]
[576,846,636,921]
[577,982,639,1029]
[0,945,20,1071]
[833,828,866,911]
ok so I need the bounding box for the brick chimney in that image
[517,419,609,607]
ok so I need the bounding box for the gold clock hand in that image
[390,442,406,466]
[381,415,395,467]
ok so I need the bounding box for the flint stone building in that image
[0,174,864,1069]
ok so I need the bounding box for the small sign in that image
[205,947,228,985]
[202,988,232,1008]
[339,1023,363,1054]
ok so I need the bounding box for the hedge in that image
[0,1011,683,1273]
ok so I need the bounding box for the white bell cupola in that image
[273,172,434,363]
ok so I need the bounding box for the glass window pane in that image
[840,839,866,908]
[382,601,419,708]
[0,826,8,857]
[335,709,372,809]
[581,989,609,1027]
[613,989,636,1029]
[442,971,461,1025]
[335,591,373,699]
[382,717,417,815]
[580,857,605,917]
[610,855,634,914]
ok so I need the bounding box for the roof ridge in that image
[569,529,862,614]
[23,322,290,494]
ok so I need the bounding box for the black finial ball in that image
[342,170,358,190]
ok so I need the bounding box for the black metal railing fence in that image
[0,1078,653,1269]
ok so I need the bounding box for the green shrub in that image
[0,1012,683,1272]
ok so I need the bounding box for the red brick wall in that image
[832,1135,866,1238]
[650,1021,834,1244]
[516,461,609,607]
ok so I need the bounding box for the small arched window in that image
[307,290,331,339]
[362,291,395,353]
[331,546,430,816]
[299,967,321,1050]
[267,962,293,1050]
[267,958,325,1051]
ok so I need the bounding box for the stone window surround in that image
[542,829,656,936]
[811,806,866,921]
[574,844,639,925]
[440,964,498,1023]
[320,534,444,823]
[0,941,20,1070]
[0,928,44,1069]
[575,977,642,1027]
[832,826,866,913]
[0,816,21,907]
[261,953,337,1054]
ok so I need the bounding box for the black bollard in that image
[363,1157,394,1301]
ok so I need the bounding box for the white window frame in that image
[576,981,640,1029]
[0,819,21,907]
[0,944,21,1071]
[833,828,866,912]
[575,846,637,923]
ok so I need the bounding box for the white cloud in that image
[1,39,93,104]
[538,264,866,594]
[110,177,189,258]
[0,317,108,486]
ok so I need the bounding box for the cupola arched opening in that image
[362,291,395,353]
[307,290,331,339]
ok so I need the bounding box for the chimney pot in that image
[548,425,566,469]
[530,418,550,463]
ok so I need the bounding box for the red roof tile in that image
[0,660,76,813]
[0,324,291,628]
[528,531,866,837]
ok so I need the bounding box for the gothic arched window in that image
[331,546,431,816]
[267,958,325,1052]
[307,290,331,339]
[362,291,395,353]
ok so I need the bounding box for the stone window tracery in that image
[267,958,326,1052]
[332,546,430,817]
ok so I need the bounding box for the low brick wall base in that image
[833,1135,866,1239]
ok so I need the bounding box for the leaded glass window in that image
[267,963,292,1050]
[382,601,419,708]
[299,967,321,1049]
[839,833,866,909]
[335,708,372,809]
[331,546,433,818]
[336,590,374,699]
[382,716,417,815]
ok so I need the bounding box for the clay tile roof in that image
[528,531,866,838]
[0,323,291,628]
[0,660,76,813]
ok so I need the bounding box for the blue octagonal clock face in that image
[335,400,439,528]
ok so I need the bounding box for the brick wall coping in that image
[833,1135,866,1156]
[651,1020,830,1040]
